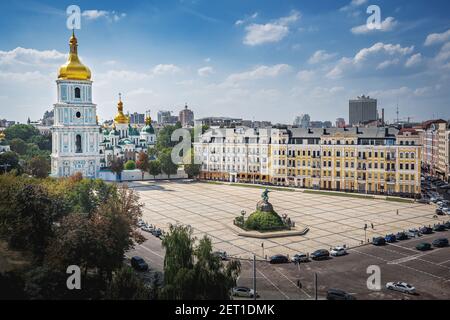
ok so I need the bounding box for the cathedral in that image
[51,31,155,178]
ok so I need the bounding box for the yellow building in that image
[195,126,421,196]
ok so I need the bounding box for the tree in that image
[183,149,201,179]
[105,266,152,300]
[124,160,136,170]
[148,160,161,179]
[136,152,149,180]
[110,157,124,181]
[159,149,178,178]
[26,156,50,178]
[155,125,178,151]
[0,151,20,173]
[10,138,28,155]
[160,225,240,300]
[4,124,40,142]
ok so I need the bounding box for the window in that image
[76,111,81,118]
[74,87,81,99]
[75,134,82,153]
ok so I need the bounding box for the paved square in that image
[130,181,441,259]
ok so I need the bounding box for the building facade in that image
[51,32,102,178]
[194,126,422,196]
[349,95,377,126]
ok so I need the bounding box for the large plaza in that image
[130,181,441,260]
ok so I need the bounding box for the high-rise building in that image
[179,104,194,127]
[293,114,310,128]
[157,110,178,125]
[349,95,377,126]
[129,112,145,125]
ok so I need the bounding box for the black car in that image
[310,249,330,260]
[436,208,445,216]
[326,289,356,300]
[269,254,289,264]
[417,198,430,204]
[419,226,433,235]
[443,221,450,229]
[416,243,432,251]
[372,237,386,246]
[130,256,149,271]
[433,224,446,232]
[432,238,449,248]
[396,232,409,241]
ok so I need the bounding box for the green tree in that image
[0,151,20,173]
[110,157,124,181]
[26,155,50,178]
[136,151,149,180]
[183,149,201,179]
[124,160,136,170]
[29,134,52,151]
[4,124,40,142]
[105,266,152,300]
[156,125,178,151]
[159,149,178,178]
[10,138,28,155]
[160,225,240,300]
[148,160,161,179]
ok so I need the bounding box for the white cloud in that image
[0,71,49,82]
[424,29,450,46]
[405,53,422,68]
[296,70,315,81]
[235,12,258,26]
[435,42,450,62]
[82,10,126,22]
[242,10,300,46]
[376,59,399,70]
[225,64,291,84]
[340,0,368,12]
[151,64,181,76]
[0,47,66,67]
[197,66,214,77]
[351,17,398,34]
[308,50,337,64]
[327,42,414,79]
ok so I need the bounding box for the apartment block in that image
[194,126,422,196]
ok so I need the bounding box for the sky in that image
[0,0,449,124]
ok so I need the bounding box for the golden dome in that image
[145,115,152,125]
[114,94,129,124]
[58,30,91,81]
[0,132,5,140]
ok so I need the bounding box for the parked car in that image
[151,228,162,237]
[310,249,330,260]
[372,237,386,246]
[213,250,228,260]
[419,226,433,235]
[291,253,309,263]
[436,208,445,216]
[396,232,408,241]
[130,256,149,271]
[326,289,356,300]
[432,238,449,247]
[417,198,430,204]
[231,287,257,298]
[416,242,432,251]
[385,234,397,243]
[433,224,446,232]
[386,282,416,294]
[141,226,153,233]
[443,221,450,229]
[330,247,347,257]
[269,254,289,264]
[406,229,421,238]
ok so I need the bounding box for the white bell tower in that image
[51,31,101,178]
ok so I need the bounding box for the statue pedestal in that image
[256,200,274,213]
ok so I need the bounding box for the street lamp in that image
[241,210,246,222]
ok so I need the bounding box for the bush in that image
[124,160,136,170]
[244,210,285,231]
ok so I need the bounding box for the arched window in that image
[75,134,82,153]
[74,87,81,99]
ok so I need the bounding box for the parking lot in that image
[129,180,443,260]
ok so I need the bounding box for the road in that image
[128,228,450,300]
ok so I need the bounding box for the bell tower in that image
[51,31,101,178]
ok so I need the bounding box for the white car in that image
[386,282,416,294]
[330,247,347,257]
[232,287,257,298]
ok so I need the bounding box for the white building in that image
[51,31,102,178]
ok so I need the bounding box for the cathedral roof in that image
[114,94,129,124]
[58,30,91,81]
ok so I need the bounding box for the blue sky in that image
[0,0,449,124]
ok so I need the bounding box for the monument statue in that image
[261,188,271,203]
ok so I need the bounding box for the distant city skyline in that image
[1,0,450,124]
